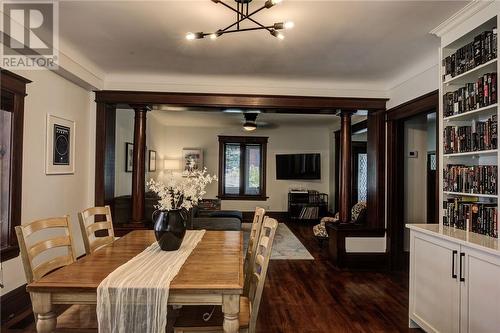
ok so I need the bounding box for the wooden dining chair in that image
[174,217,279,333]
[78,205,115,255]
[15,216,97,331]
[243,207,265,295]
[15,216,77,284]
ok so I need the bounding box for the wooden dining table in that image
[26,230,244,333]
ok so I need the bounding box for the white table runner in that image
[97,230,206,333]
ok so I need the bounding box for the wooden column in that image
[131,105,149,223]
[339,110,354,223]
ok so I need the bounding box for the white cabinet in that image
[460,247,500,333]
[409,225,500,333]
[410,231,460,333]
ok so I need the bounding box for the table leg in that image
[31,292,56,333]
[222,294,240,333]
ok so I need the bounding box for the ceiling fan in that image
[241,112,277,131]
[185,0,294,41]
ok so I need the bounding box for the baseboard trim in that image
[242,211,288,223]
[1,283,30,325]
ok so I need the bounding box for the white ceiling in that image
[58,0,468,88]
[149,109,366,129]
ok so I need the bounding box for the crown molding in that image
[430,0,494,37]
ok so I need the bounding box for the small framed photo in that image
[183,148,203,172]
[46,115,75,175]
[149,150,156,172]
[126,142,133,172]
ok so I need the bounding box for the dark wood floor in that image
[3,220,420,333]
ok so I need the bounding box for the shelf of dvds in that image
[443,58,497,85]
[444,103,497,121]
[443,191,498,199]
[443,149,498,157]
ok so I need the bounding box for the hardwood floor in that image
[2,220,420,333]
[256,220,420,333]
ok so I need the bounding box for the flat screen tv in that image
[276,154,321,180]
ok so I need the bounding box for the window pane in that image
[1,110,12,248]
[245,145,261,195]
[224,144,241,195]
[357,153,367,202]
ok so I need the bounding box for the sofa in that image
[187,205,242,231]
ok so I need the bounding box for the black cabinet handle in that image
[452,250,457,279]
[460,252,465,282]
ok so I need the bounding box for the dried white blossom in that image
[147,168,217,211]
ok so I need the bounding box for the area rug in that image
[242,223,314,260]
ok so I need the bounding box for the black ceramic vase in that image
[152,209,187,251]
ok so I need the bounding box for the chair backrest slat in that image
[244,207,265,295]
[78,205,115,255]
[15,216,76,284]
[247,216,278,333]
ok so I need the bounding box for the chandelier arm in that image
[218,1,268,32]
[217,25,275,35]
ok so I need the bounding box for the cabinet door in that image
[460,246,500,333]
[410,231,461,333]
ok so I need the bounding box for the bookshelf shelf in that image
[444,103,498,121]
[443,149,498,157]
[443,191,498,199]
[443,58,497,85]
[440,14,498,239]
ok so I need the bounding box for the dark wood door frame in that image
[0,69,31,262]
[334,120,368,213]
[94,90,388,230]
[386,90,439,270]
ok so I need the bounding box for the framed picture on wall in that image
[182,148,203,173]
[149,150,156,172]
[126,142,133,172]
[45,114,75,175]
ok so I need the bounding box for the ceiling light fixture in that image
[243,112,258,131]
[185,0,293,40]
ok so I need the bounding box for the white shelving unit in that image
[408,5,500,333]
[438,7,499,238]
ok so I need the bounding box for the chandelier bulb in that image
[186,32,204,40]
[284,21,294,29]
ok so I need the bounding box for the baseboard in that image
[242,211,288,223]
[1,283,31,325]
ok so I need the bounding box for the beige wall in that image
[114,109,170,197]
[1,69,94,295]
[403,114,432,251]
[145,120,331,212]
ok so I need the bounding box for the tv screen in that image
[276,154,321,180]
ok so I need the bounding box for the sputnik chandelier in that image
[186,0,294,41]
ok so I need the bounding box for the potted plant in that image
[147,168,217,251]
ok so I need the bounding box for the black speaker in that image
[53,124,70,165]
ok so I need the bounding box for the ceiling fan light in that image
[243,122,257,131]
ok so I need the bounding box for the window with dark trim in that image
[218,136,268,200]
[1,69,30,262]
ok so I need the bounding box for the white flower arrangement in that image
[147,168,217,211]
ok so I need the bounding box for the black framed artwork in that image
[126,142,133,172]
[45,114,75,174]
[149,150,156,172]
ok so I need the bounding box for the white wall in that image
[1,69,94,295]
[154,124,331,212]
[386,64,439,109]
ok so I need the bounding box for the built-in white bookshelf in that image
[438,11,499,239]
